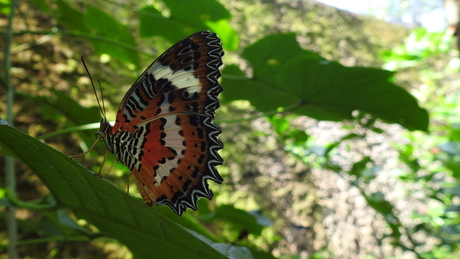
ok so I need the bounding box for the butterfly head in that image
[96,118,114,153]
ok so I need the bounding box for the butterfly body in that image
[98,31,224,215]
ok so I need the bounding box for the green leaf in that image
[348,156,372,178]
[28,0,50,13]
[53,1,140,67]
[0,0,11,15]
[140,0,230,36]
[216,205,265,236]
[18,90,105,155]
[279,57,429,131]
[139,0,236,49]
[204,19,238,51]
[268,116,291,135]
[222,33,429,131]
[363,191,402,239]
[243,33,320,83]
[221,33,325,110]
[55,0,87,32]
[0,125,227,259]
[222,65,295,112]
[289,129,309,146]
[83,5,140,67]
[162,0,230,27]
[211,244,253,259]
[17,205,95,240]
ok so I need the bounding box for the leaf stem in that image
[16,236,93,246]
[5,187,60,211]
[10,29,153,56]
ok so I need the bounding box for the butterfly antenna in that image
[81,56,106,121]
[70,57,104,159]
[97,78,107,122]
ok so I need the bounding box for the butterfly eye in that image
[95,128,102,138]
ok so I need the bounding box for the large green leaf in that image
[83,5,140,67]
[29,0,51,14]
[18,90,106,155]
[221,33,323,111]
[139,0,237,50]
[222,33,429,131]
[0,125,228,259]
[278,57,429,131]
[55,0,87,32]
[54,1,140,67]
[215,205,268,236]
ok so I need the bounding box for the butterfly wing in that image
[108,31,223,215]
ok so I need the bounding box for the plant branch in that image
[4,1,18,259]
[9,29,153,57]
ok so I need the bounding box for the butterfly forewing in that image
[102,31,224,215]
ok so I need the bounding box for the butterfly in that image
[97,31,224,215]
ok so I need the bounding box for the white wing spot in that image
[154,116,185,184]
[148,64,201,95]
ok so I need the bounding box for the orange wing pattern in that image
[98,31,223,215]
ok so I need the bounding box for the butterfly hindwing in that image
[102,31,224,215]
[133,113,222,214]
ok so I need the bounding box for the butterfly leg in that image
[69,135,102,158]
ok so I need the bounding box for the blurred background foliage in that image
[1,0,459,258]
